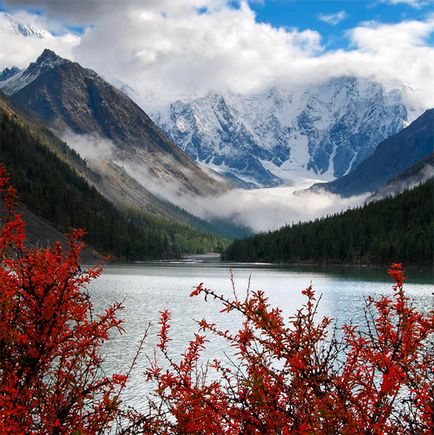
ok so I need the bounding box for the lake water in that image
[87,262,433,411]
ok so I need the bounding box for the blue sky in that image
[2,0,434,44]
[248,0,434,50]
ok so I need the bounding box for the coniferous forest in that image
[224,180,433,265]
[0,109,229,260]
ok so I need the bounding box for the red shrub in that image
[0,167,126,433]
[140,268,433,434]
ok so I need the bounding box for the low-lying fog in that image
[170,182,369,233]
[63,130,370,234]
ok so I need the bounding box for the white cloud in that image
[385,0,433,9]
[342,16,434,109]
[113,162,369,232]
[73,1,322,101]
[60,131,115,163]
[1,2,434,112]
[350,17,434,50]
[0,11,79,70]
[317,10,347,25]
[72,2,434,110]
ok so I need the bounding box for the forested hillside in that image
[225,180,433,265]
[0,109,229,260]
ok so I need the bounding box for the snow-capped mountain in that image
[0,11,52,39]
[149,77,408,187]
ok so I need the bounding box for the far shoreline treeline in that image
[224,180,434,266]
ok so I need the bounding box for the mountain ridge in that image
[312,108,434,197]
[1,49,226,200]
[147,77,408,187]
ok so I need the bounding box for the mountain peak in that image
[0,49,70,95]
[35,49,69,69]
[38,48,58,60]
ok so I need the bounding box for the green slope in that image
[224,180,433,265]
[0,103,230,260]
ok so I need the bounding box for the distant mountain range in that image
[0,49,426,200]
[146,78,409,187]
[0,12,428,197]
[313,109,434,197]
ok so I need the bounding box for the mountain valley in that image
[0,47,432,262]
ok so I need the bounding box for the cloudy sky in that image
[0,0,433,108]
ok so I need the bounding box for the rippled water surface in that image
[87,262,433,409]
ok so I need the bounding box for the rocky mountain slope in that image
[148,77,408,187]
[0,89,194,225]
[313,109,434,197]
[1,49,225,202]
[0,91,231,259]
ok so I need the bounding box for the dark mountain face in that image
[313,109,434,197]
[6,49,224,197]
[369,153,434,201]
